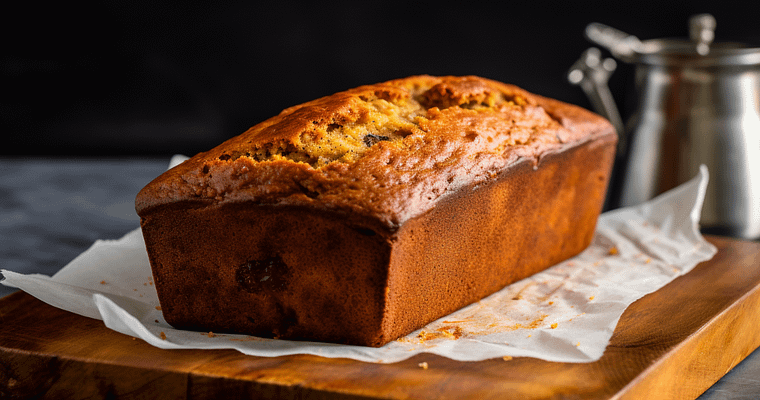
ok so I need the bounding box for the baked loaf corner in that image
[136,75,616,346]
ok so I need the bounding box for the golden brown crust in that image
[136,75,613,228]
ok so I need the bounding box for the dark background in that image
[3,0,758,157]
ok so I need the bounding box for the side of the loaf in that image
[141,203,395,345]
[381,133,616,341]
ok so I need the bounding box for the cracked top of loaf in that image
[136,75,615,229]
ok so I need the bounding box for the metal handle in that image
[585,23,642,62]
[567,48,625,139]
[568,48,628,210]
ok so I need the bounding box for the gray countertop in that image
[0,158,758,399]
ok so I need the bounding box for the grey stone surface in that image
[0,158,167,297]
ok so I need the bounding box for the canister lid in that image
[637,39,760,66]
[585,14,760,67]
[640,14,758,66]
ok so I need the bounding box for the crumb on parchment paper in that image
[416,325,464,342]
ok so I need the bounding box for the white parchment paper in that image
[1,158,716,363]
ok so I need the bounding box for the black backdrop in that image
[3,0,758,157]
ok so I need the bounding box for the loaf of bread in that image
[136,75,616,347]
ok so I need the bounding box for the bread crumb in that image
[576,342,581,347]
[160,332,167,340]
[589,296,595,301]
[418,362,429,370]
[645,258,652,264]
[527,334,532,338]
[608,247,619,255]
[133,288,138,291]
[502,355,513,361]
[550,323,558,329]
[207,332,216,338]
[548,301,554,305]
[154,319,159,323]
[100,280,107,284]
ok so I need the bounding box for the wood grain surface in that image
[1,235,758,399]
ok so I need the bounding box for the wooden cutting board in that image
[1,235,759,399]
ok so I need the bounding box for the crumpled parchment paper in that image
[1,158,716,363]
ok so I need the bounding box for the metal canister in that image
[570,15,760,239]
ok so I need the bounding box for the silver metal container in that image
[569,15,760,240]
